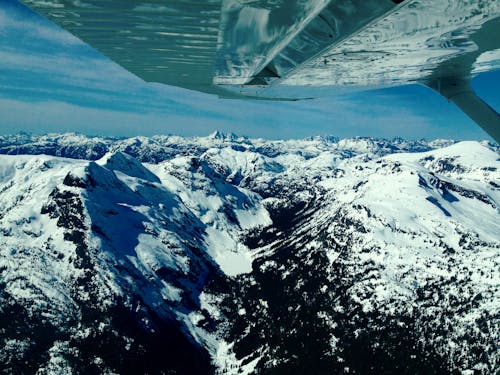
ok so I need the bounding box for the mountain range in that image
[0,133,498,374]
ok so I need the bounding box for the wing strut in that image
[427,78,500,143]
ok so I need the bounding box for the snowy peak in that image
[100,151,161,183]
[414,141,499,179]
[207,130,241,142]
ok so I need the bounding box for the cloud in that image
[0,94,448,140]
[0,8,82,46]
[0,48,138,91]
[0,98,228,137]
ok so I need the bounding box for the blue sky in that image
[0,0,499,140]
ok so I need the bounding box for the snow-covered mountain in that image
[0,133,498,374]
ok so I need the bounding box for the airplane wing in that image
[18,0,500,141]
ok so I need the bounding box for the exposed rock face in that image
[0,134,498,374]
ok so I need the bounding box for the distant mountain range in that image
[0,133,498,374]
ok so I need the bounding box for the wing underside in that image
[20,0,500,95]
